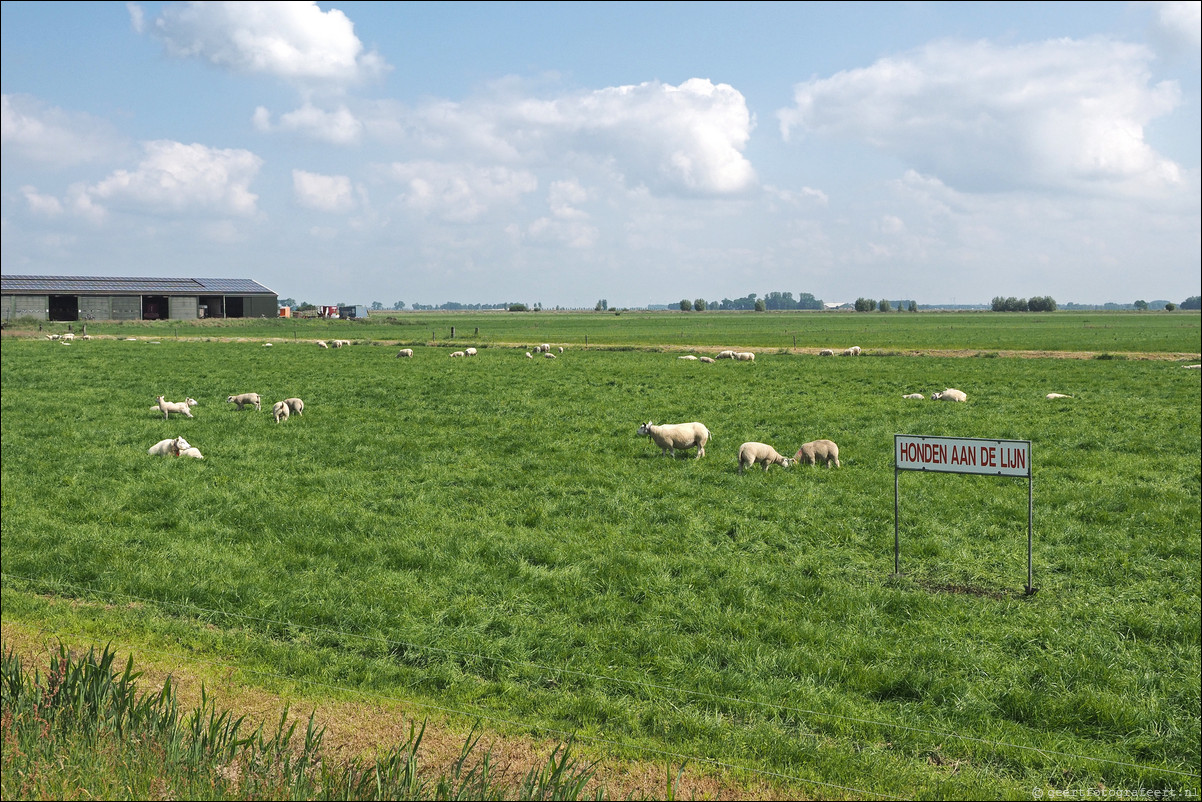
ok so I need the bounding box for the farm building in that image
[0,275,278,322]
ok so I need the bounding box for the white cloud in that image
[385,161,538,223]
[777,38,1184,196]
[77,140,263,218]
[293,169,355,212]
[21,186,63,216]
[1149,1,1202,57]
[149,1,388,85]
[1,94,128,166]
[547,179,589,219]
[256,103,364,144]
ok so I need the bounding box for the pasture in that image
[1,322,1199,799]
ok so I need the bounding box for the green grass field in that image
[2,315,1199,799]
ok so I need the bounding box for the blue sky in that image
[3,1,1199,309]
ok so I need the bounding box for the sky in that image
[2,1,1199,310]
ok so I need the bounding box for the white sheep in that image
[465,347,478,356]
[61,332,74,341]
[637,421,710,459]
[272,401,290,423]
[931,388,968,402]
[678,355,699,360]
[698,356,716,363]
[227,393,261,411]
[737,442,792,474]
[263,342,273,347]
[177,445,205,459]
[1045,393,1074,399]
[819,349,834,356]
[450,350,466,358]
[794,439,841,468]
[716,350,737,359]
[539,343,551,353]
[902,393,925,400]
[396,348,414,358]
[842,346,862,356]
[1182,364,1200,369]
[155,396,194,420]
[735,352,756,361]
[558,346,564,354]
[317,340,329,348]
[544,351,557,359]
[148,436,191,456]
[283,397,304,416]
[525,352,533,358]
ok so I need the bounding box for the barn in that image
[0,275,278,322]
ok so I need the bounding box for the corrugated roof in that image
[0,275,276,295]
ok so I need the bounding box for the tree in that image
[754,298,766,312]
[908,300,917,312]
[1165,302,1177,311]
[1134,299,1149,311]
[1028,296,1057,312]
[854,297,876,312]
[392,301,406,310]
[595,299,608,311]
[279,297,297,308]
[297,301,316,311]
[693,298,706,311]
[878,299,892,313]
[370,301,384,311]
[508,303,528,312]
[680,299,693,311]
[1182,296,1201,310]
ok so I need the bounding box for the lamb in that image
[698,356,716,363]
[177,445,205,459]
[148,436,191,456]
[735,352,756,361]
[155,396,194,420]
[450,351,466,358]
[842,346,862,356]
[1045,393,1074,399]
[794,439,841,468]
[396,348,414,358]
[283,397,304,416]
[272,401,290,423]
[902,393,925,400]
[227,393,261,412]
[465,347,478,356]
[737,442,792,474]
[931,388,968,402]
[819,349,834,356]
[637,421,710,459]
[525,352,533,358]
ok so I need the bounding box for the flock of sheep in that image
[635,420,841,475]
[147,391,305,460]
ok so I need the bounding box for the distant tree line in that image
[670,291,826,311]
[991,296,1058,312]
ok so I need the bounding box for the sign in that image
[895,435,1030,477]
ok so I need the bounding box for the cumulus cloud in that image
[21,186,63,216]
[146,1,388,85]
[1149,0,1202,57]
[777,38,1184,195]
[74,140,262,218]
[1,94,128,166]
[293,169,355,212]
[255,103,364,144]
[386,161,538,223]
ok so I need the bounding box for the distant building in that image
[338,304,369,319]
[0,275,278,322]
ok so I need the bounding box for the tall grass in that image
[2,334,1199,798]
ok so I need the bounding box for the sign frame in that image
[893,434,1035,595]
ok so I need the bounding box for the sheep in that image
[450,351,466,358]
[263,342,273,347]
[698,356,716,363]
[317,340,329,348]
[539,343,551,353]
[465,347,478,356]
[1045,393,1074,399]
[227,393,261,412]
[272,401,290,423]
[61,332,74,341]
[544,351,557,359]
[819,349,834,356]
[177,445,205,459]
[1182,364,1200,370]
[637,421,710,459]
[525,352,533,358]
[80,334,91,340]
[794,439,841,468]
[155,396,194,420]
[735,352,756,361]
[558,346,564,354]
[931,388,968,402]
[902,393,925,400]
[396,348,414,358]
[283,397,304,416]
[148,436,191,456]
[842,346,862,356]
[716,350,737,359]
[678,355,699,360]
[737,442,793,474]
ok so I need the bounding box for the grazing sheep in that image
[525,352,533,358]
[61,332,74,341]
[227,393,261,412]
[1046,393,1074,399]
[465,347,478,356]
[317,340,329,348]
[283,397,304,416]
[396,348,414,358]
[735,352,756,361]
[737,442,793,474]
[931,388,968,402]
[155,396,194,420]
[819,349,835,356]
[450,351,466,358]
[539,343,551,353]
[272,401,290,423]
[794,439,841,468]
[558,346,564,354]
[842,346,862,356]
[678,355,699,360]
[698,356,716,363]
[902,393,925,400]
[716,350,737,359]
[637,421,710,459]
[148,436,191,456]
[81,334,91,340]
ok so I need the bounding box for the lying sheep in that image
[698,356,716,363]
[544,351,557,359]
[1184,364,1201,370]
[638,421,710,459]
[396,348,414,358]
[227,393,261,411]
[902,393,925,400]
[795,439,841,468]
[737,442,792,474]
[735,352,756,361]
[148,436,191,456]
[931,388,968,402]
[1046,393,1074,399]
[819,349,835,356]
[283,397,304,416]
[272,401,290,423]
[177,445,205,459]
[465,347,478,356]
[678,355,699,360]
[155,396,194,420]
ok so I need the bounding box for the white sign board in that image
[895,435,1030,477]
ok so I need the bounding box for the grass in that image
[1,322,1200,800]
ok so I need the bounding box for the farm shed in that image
[0,275,278,322]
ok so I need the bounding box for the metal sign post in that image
[894,434,1035,595]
